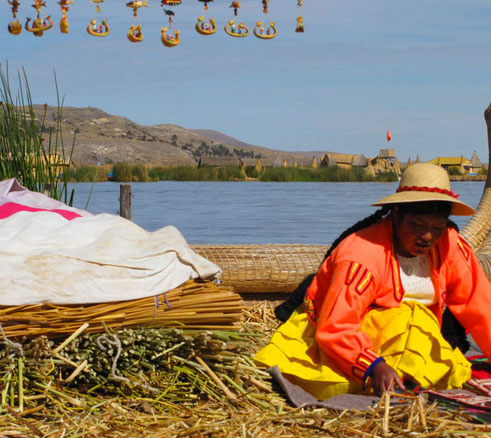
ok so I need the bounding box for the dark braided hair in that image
[274,206,391,322]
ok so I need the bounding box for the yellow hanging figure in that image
[296,0,304,33]
[195,0,216,36]
[8,0,22,35]
[254,0,277,39]
[126,1,148,43]
[160,0,181,47]
[87,0,109,37]
[58,0,73,34]
[25,0,53,37]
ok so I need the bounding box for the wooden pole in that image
[120,184,132,220]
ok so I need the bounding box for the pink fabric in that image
[0,202,82,221]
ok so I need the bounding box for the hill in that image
[31,106,320,167]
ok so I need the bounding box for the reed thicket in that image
[0,65,75,202]
[64,163,398,183]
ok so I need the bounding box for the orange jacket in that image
[304,216,491,381]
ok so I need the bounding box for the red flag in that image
[387,129,391,142]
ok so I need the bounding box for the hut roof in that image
[470,151,483,167]
[352,153,368,167]
[427,156,471,166]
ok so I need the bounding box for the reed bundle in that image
[192,244,329,293]
[0,280,243,339]
[0,301,489,436]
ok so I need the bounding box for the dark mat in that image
[267,366,379,411]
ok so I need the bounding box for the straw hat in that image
[372,163,475,216]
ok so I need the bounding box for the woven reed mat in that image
[0,280,243,339]
[192,244,329,293]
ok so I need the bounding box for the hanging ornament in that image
[224,20,248,37]
[229,0,239,16]
[160,0,180,47]
[126,0,148,43]
[7,0,22,35]
[58,0,73,34]
[195,16,216,35]
[254,0,276,39]
[92,0,102,12]
[295,0,304,33]
[225,0,248,37]
[160,26,179,46]
[253,21,276,39]
[25,0,53,37]
[87,0,109,36]
[195,0,215,36]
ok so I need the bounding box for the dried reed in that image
[0,280,243,338]
[0,298,489,436]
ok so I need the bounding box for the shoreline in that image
[449,175,486,181]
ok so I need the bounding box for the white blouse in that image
[397,254,436,306]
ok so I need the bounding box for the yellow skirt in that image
[254,301,471,400]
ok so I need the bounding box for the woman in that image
[255,163,491,399]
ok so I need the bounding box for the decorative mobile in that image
[254,0,277,39]
[295,0,304,33]
[126,0,148,43]
[225,0,248,37]
[160,0,180,47]
[58,0,73,34]
[25,0,53,37]
[87,0,109,37]
[195,0,215,36]
[7,0,22,35]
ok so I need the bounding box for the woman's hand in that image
[371,361,406,396]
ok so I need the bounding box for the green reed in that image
[0,65,75,202]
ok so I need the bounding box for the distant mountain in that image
[30,106,325,166]
[191,129,268,151]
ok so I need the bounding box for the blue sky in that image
[1,0,491,162]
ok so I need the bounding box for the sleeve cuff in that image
[362,356,385,390]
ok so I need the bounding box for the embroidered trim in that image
[396,186,459,199]
[303,296,317,324]
[346,262,361,285]
[356,349,379,368]
[355,269,373,295]
[391,240,404,302]
[352,366,365,381]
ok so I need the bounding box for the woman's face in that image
[393,206,448,257]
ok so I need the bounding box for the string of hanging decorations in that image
[5,0,305,45]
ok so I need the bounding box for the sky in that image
[1,0,491,162]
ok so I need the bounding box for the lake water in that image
[67,181,486,245]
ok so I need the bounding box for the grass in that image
[0,64,75,202]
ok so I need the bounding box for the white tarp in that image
[0,180,221,305]
[0,178,92,217]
